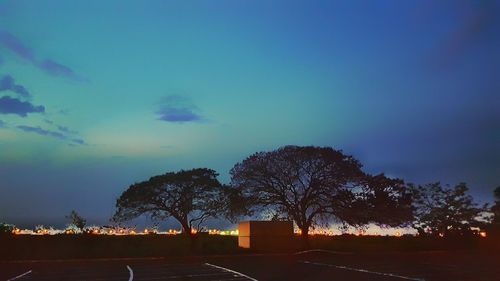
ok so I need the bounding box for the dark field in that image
[1,233,499,260]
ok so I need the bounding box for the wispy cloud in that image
[58,109,70,115]
[0,75,31,98]
[0,119,5,128]
[38,59,80,80]
[43,119,78,134]
[430,1,499,68]
[0,29,84,81]
[158,108,202,122]
[0,30,35,61]
[16,125,86,145]
[157,95,204,123]
[57,125,77,134]
[0,96,44,117]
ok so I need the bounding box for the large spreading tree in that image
[410,182,487,237]
[112,168,234,242]
[230,145,413,242]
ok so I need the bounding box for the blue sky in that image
[0,0,498,228]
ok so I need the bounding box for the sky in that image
[0,0,499,229]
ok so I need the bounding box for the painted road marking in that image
[127,265,133,281]
[6,270,32,281]
[121,272,237,280]
[300,261,425,281]
[205,263,258,281]
[294,249,353,255]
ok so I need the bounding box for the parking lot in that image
[2,250,499,281]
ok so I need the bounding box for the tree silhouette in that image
[492,186,500,224]
[66,210,86,232]
[342,174,413,228]
[0,222,15,235]
[112,168,231,245]
[230,145,412,244]
[410,182,487,237]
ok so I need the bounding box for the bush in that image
[0,223,15,235]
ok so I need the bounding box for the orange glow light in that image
[479,231,487,238]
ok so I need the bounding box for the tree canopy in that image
[230,145,412,239]
[410,182,487,236]
[112,168,230,236]
[347,174,413,228]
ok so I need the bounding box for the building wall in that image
[238,221,294,251]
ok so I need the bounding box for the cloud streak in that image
[39,59,79,79]
[0,30,84,81]
[56,125,77,134]
[0,75,31,98]
[0,30,35,61]
[0,96,44,117]
[157,95,204,123]
[16,125,85,145]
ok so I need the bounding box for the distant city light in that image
[7,226,416,237]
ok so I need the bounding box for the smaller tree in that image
[0,222,15,235]
[410,182,487,237]
[112,168,236,247]
[66,210,87,232]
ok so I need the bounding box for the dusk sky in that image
[0,1,498,228]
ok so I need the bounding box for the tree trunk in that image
[188,232,199,253]
[300,226,310,249]
[179,220,197,253]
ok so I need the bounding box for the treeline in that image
[2,145,499,243]
[111,145,500,243]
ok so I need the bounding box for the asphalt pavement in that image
[2,250,498,281]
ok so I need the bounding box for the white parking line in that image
[294,249,353,255]
[300,261,425,281]
[126,265,133,281]
[119,272,236,280]
[205,263,258,281]
[6,270,32,281]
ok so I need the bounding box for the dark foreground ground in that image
[2,250,500,281]
[1,235,500,280]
